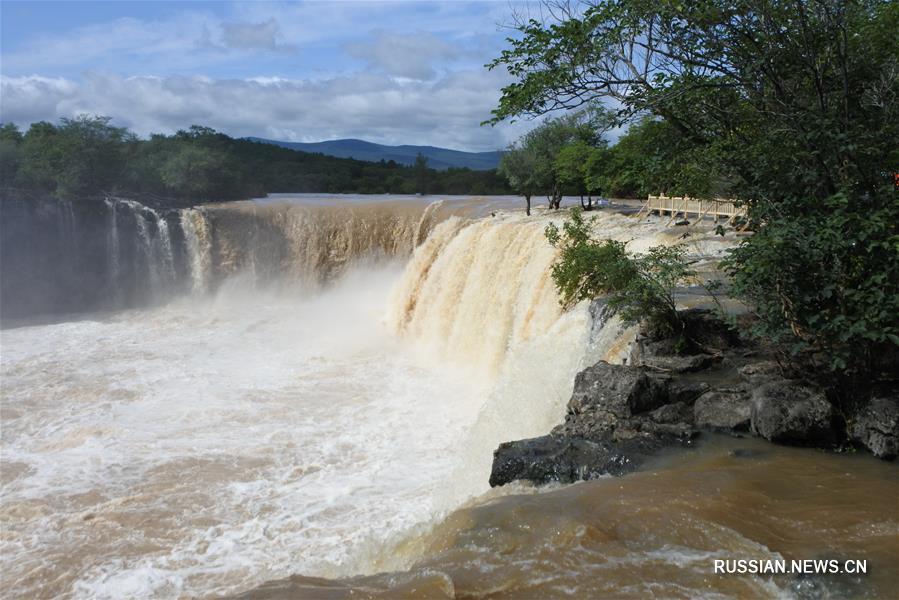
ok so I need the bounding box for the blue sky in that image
[0,1,540,150]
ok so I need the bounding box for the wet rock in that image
[489,433,692,487]
[738,361,782,384]
[650,401,693,425]
[668,380,711,405]
[750,380,836,444]
[638,353,722,373]
[847,396,899,460]
[560,361,670,437]
[694,389,751,431]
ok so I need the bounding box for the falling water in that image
[104,198,120,284]
[179,208,212,293]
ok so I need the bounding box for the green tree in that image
[413,153,431,194]
[489,0,899,374]
[0,123,24,185]
[498,110,605,212]
[554,140,602,208]
[498,141,541,215]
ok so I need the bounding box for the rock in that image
[668,380,711,404]
[738,361,782,383]
[556,361,670,438]
[847,397,899,460]
[650,401,693,425]
[639,353,723,373]
[572,361,670,415]
[750,380,836,444]
[694,389,751,431]
[489,432,693,487]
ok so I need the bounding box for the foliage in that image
[497,109,610,210]
[0,117,511,200]
[546,208,694,334]
[587,118,726,199]
[545,208,636,306]
[724,190,899,372]
[413,152,431,194]
[0,123,24,185]
[490,0,899,375]
[497,141,541,214]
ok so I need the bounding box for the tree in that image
[498,109,607,212]
[414,152,431,194]
[0,123,23,185]
[554,140,601,208]
[498,141,541,215]
[489,0,899,375]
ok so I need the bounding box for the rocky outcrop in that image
[694,388,752,431]
[489,433,692,487]
[750,381,836,444]
[848,396,899,459]
[553,362,671,438]
[489,309,896,488]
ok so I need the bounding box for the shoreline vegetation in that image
[0,119,511,200]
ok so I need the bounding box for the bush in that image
[546,208,695,335]
[723,190,899,373]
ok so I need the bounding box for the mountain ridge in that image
[246,137,502,170]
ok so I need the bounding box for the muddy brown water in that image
[236,435,898,599]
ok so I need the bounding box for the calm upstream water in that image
[1,195,896,599]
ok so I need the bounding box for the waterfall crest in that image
[389,214,563,373]
[0,194,466,322]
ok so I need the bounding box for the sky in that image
[0,1,542,151]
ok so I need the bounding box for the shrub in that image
[546,208,694,335]
[723,190,899,373]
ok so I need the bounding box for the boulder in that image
[750,380,836,444]
[556,361,670,438]
[847,397,899,460]
[738,361,782,384]
[489,432,692,487]
[638,353,722,373]
[650,401,693,425]
[694,389,752,431]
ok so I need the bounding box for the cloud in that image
[220,18,296,53]
[0,71,531,151]
[345,32,459,80]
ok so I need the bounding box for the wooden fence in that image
[635,195,747,227]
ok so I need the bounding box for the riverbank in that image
[490,307,898,491]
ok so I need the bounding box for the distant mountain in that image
[246,137,502,171]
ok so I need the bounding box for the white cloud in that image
[345,31,459,79]
[220,18,297,53]
[0,2,537,150]
[0,71,531,151]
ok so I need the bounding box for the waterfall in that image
[389,213,564,374]
[156,215,175,284]
[387,209,651,501]
[180,208,212,293]
[105,198,120,284]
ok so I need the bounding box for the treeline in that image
[497,108,708,214]
[0,118,510,201]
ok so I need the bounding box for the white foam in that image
[1,268,490,598]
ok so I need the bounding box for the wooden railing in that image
[635,194,747,227]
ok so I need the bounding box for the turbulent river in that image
[1,194,896,599]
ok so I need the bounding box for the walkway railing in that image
[634,195,748,227]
